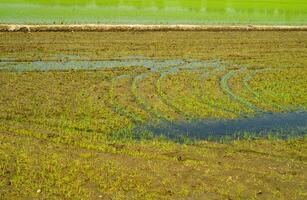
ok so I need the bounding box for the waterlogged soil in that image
[0,31,307,199]
[1,58,306,140]
[0,58,224,72]
[0,31,306,142]
[135,111,307,141]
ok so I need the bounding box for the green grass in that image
[0,0,307,24]
[1,131,307,199]
[0,31,307,198]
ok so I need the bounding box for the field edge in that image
[1,24,307,32]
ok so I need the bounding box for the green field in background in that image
[0,0,306,24]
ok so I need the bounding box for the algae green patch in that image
[0,0,307,24]
[0,31,307,199]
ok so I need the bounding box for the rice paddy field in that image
[0,30,307,199]
[1,0,307,25]
[1,1,307,199]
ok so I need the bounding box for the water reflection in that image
[134,111,307,141]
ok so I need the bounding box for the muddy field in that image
[0,31,307,199]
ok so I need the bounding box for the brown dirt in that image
[1,24,307,32]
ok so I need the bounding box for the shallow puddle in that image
[135,111,307,141]
[0,58,225,72]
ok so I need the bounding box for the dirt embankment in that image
[1,24,307,32]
